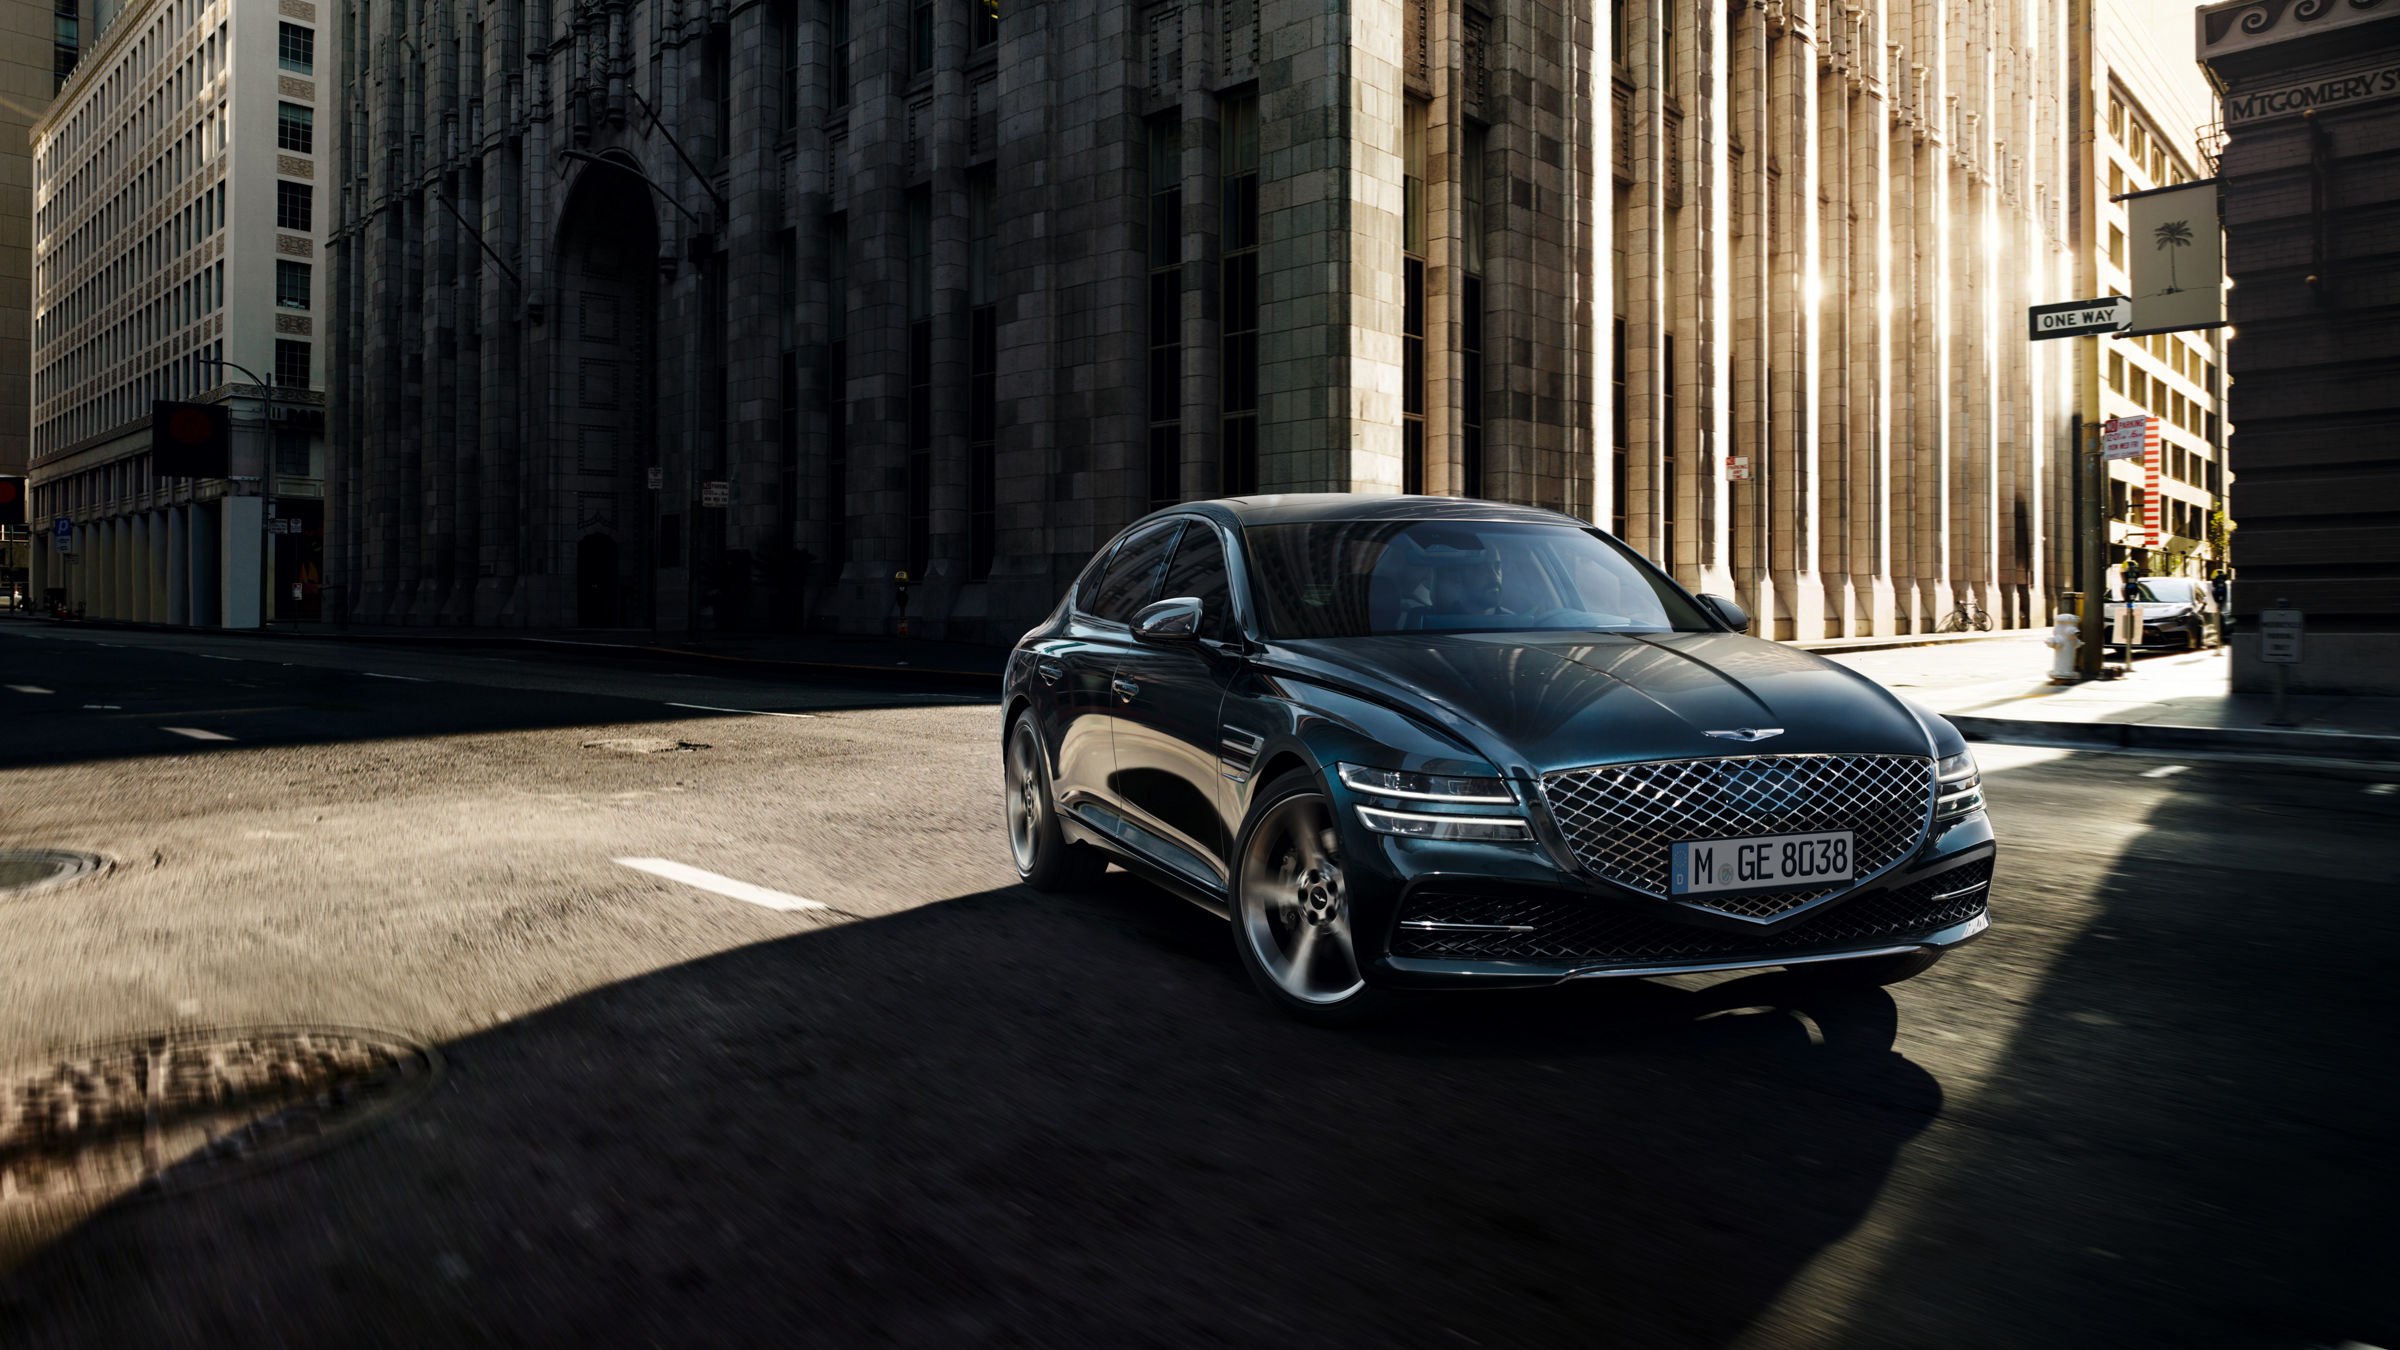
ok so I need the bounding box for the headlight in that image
[1934,750,1984,822]
[1336,763,1515,804]
[1354,806,1532,841]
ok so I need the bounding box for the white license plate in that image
[1671,830,1854,895]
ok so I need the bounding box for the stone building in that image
[330,0,2111,642]
[24,0,337,624]
[2199,0,2400,695]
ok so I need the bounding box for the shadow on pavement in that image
[0,624,990,773]
[1782,754,2400,1350]
[0,873,1940,1348]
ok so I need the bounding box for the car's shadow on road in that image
[0,872,1940,1349]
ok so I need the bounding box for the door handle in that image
[1036,660,1065,686]
[1111,677,1139,699]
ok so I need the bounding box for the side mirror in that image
[1132,595,1205,642]
[1699,593,1751,632]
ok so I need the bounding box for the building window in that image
[1611,317,1627,538]
[1147,114,1184,510]
[968,168,998,579]
[2108,224,2124,271]
[1461,124,1485,498]
[1662,333,1678,567]
[906,187,932,580]
[274,339,311,389]
[1220,94,1260,497]
[53,1,77,93]
[276,181,313,232]
[972,0,998,50]
[1402,99,1427,495]
[827,214,849,572]
[277,102,313,154]
[276,260,310,310]
[275,428,310,477]
[911,0,935,74]
[832,0,852,105]
[779,0,801,133]
[278,21,313,74]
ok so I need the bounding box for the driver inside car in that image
[1432,555,1509,616]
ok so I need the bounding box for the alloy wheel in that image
[1239,792,1364,1005]
[1005,719,1044,875]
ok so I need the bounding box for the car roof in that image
[1154,493,1592,530]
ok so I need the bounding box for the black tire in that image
[1003,710,1106,893]
[1937,610,1965,634]
[1797,949,1943,987]
[1972,608,1994,633]
[1230,769,1397,1026]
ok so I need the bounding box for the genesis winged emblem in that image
[1703,728,1785,742]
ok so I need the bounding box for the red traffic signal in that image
[152,400,231,478]
[0,476,23,526]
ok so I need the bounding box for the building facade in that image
[24,0,335,625]
[2199,0,2400,695]
[328,0,2112,643]
[0,1,83,594]
[2082,1,2230,586]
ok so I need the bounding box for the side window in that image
[1159,523,1234,641]
[1087,521,1183,624]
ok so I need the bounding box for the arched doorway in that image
[553,157,660,628]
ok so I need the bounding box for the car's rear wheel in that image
[1005,711,1105,892]
[1797,949,1943,987]
[1233,771,1393,1025]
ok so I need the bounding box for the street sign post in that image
[1725,456,1752,481]
[2102,415,2155,462]
[2029,297,2134,340]
[2259,605,2303,726]
[700,481,730,508]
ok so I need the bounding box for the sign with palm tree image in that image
[2126,182,2224,333]
[2153,219,2195,293]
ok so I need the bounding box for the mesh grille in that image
[1541,754,1935,918]
[1390,858,1992,967]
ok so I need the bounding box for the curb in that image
[1793,630,2032,656]
[1945,713,2400,763]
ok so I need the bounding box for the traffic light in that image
[0,476,23,526]
[152,400,231,478]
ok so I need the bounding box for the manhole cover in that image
[0,1026,441,1210]
[0,851,107,897]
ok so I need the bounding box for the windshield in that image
[1242,520,1715,639]
[2132,579,2198,604]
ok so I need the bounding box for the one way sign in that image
[2028,297,2133,340]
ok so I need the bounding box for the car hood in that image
[1271,632,1938,776]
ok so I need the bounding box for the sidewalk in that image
[1824,637,2400,762]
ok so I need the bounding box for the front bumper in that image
[1367,839,1996,989]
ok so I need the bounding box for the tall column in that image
[221,496,262,629]
[149,510,170,621]
[190,500,222,628]
[167,507,190,626]
[129,514,152,623]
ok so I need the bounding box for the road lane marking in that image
[363,672,428,682]
[81,703,121,710]
[198,655,239,662]
[613,858,826,911]
[663,702,816,719]
[2140,764,2188,778]
[6,685,53,694]
[162,727,234,741]
[2370,784,2397,797]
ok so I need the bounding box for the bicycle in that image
[1937,600,1993,632]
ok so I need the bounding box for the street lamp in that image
[203,356,280,619]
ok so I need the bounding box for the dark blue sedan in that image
[1001,495,1995,1023]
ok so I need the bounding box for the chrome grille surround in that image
[1539,753,1937,922]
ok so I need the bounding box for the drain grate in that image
[0,851,107,898]
[0,1026,441,1208]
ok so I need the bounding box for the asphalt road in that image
[0,619,2393,1349]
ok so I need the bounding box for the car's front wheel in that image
[1005,710,1105,892]
[1232,770,1394,1025]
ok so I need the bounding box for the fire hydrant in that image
[2044,612,2081,682]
